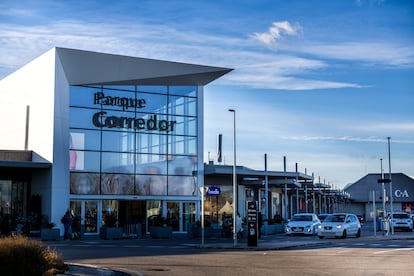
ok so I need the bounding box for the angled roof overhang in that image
[56,47,233,86]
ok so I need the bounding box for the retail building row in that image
[0,48,412,238]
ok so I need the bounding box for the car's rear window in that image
[325,215,345,222]
[292,215,312,221]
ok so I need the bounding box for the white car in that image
[318,213,361,239]
[388,212,413,231]
[285,213,320,235]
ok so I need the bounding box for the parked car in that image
[318,214,330,222]
[318,213,361,239]
[387,212,413,232]
[356,215,365,225]
[285,213,320,235]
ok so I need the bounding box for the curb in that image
[60,263,136,276]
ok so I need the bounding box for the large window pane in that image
[102,131,135,152]
[70,108,101,129]
[168,176,196,196]
[167,116,196,136]
[101,152,135,173]
[138,86,167,94]
[70,86,101,108]
[101,174,134,195]
[136,93,167,114]
[71,151,101,172]
[70,172,100,194]
[169,86,197,97]
[70,130,101,151]
[168,96,196,116]
[168,156,196,176]
[136,175,167,195]
[168,136,197,155]
[136,154,167,175]
[99,88,137,112]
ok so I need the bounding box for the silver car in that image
[318,213,361,239]
[388,212,413,231]
[285,213,320,235]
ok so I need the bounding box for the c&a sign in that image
[394,189,409,198]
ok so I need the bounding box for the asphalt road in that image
[47,226,414,276]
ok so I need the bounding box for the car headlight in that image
[318,225,322,229]
[336,224,342,229]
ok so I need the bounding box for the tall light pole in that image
[264,153,268,236]
[388,137,393,234]
[380,158,386,221]
[228,109,237,247]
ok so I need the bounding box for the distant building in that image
[344,173,414,221]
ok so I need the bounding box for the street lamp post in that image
[388,137,393,235]
[380,158,386,222]
[228,109,237,247]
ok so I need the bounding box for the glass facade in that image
[69,85,198,197]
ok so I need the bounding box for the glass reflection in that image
[101,174,134,195]
[135,175,167,195]
[70,173,100,194]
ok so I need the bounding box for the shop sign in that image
[206,186,221,196]
[394,189,409,198]
[91,92,176,132]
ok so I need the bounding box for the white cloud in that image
[283,135,414,144]
[301,42,414,66]
[1,17,412,92]
[252,21,303,47]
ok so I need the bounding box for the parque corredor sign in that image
[92,112,176,132]
[91,91,177,132]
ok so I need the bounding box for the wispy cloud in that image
[1,16,412,91]
[282,135,414,144]
[252,21,303,47]
[300,42,414,67]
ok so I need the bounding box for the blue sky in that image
[1,0,413,188]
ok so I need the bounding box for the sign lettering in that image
[92,92,176,132]
[395,189,409,198]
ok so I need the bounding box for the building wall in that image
[0,48,62,230]
[0,49,56,160]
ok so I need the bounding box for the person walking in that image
[236,212,243,238]
[62,210,72,240]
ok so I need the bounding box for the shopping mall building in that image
[0,47,353,238]
[0,47,232,237]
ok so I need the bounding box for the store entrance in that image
[119,200,146,236]
[70,199,196,237]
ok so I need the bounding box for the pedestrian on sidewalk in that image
[62,210,72,240]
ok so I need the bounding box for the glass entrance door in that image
[167,202,180,231]
[84,200,98,234]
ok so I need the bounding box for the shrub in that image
[0,236,66,276]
